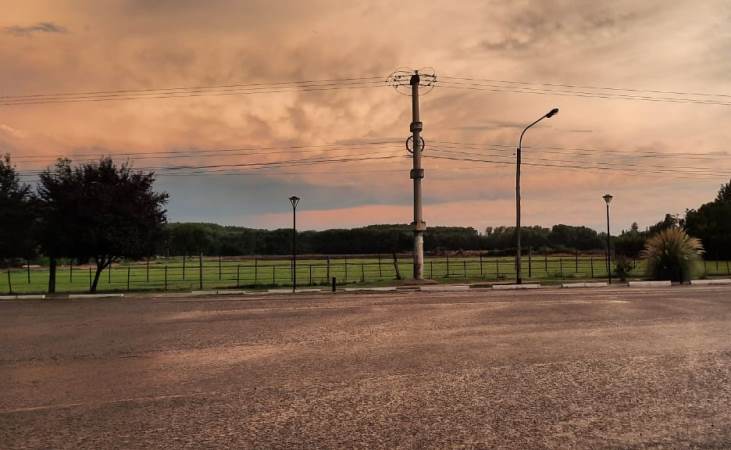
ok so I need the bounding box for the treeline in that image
[162,223,611,256]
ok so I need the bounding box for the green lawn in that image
[2,255,730,294]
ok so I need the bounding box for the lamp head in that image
[289,196,300,208]
[603,194,613,205]
[546,108,559,118]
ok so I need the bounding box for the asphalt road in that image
[2,286,731,449]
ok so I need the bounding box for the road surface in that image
[2,286,730,448]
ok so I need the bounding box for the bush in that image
[641,228,704,282]
[614,255,634,282]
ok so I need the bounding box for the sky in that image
[2,0,731,233]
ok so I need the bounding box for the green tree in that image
[0,154,37,264]
[685,179,731,259]
[38,158,168,292]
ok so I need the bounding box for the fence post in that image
[127,266,131,291]
[446,254,450,278]
[272,265,276,285]
[146,259,150,282]
[479,254,483,277]
[528,248,532,278]
[236,265,240,287]
[199,253,204,290]
[590,256,594,278]
[254,258,258,285]
[378,254,383,278]
[6,270,12,295]
[430,260,434,278]
[69,262,73,283]
[360,263,365,283]
[326,257,331,281]
[108,263,112,284]
[164,265,168,291]
[88,267,92,290]
[344,259,348,283]
[309,264,313,286]
[27,259,31,284]
[559,257,563,278]
[218,256,222,281]
[463,260,467,279]
[183,255,187,280]
[575,251,579,273]
[544,251,548,273]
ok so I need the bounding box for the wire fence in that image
[2,254,731,295]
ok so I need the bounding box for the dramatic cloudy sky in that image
[2,0,731,232]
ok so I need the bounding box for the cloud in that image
[4,22,68,36]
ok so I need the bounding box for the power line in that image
[440,75,731,100]
[0,79,387,107]
[435,80,731,107]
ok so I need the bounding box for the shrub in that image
[614,255,634,282]
[641,228,704,282]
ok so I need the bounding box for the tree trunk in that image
[90,258,110,293]
[48,256,57,294]
[392,252,401,280]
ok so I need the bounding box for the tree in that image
[38,158,168,292]
[685,178,731,259]
[0,154,37,265]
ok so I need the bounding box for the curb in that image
[492,284,541,290]
[344,287,398,292]
[68,293,125,299]
[628,281,671,288]
[0,294,46,300]
[419,285,471,292]
[690,279,731,286]
[562,282,609,289]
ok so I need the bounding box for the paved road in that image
[2,286,731,449]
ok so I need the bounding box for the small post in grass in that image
[88,267,92,291]
[27,259,31,284]
[146,258,150,282]
[199,253,203,290]
[7,269,12,295]
[236,265,240,288]
[528,248,532,278]
[164,265,168,291]
[127,266,131,291]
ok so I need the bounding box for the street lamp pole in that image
[603,194,613,284]
[515,108,559,284]
[289,196,300,293]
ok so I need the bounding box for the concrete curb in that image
[419,285,471,292]
[690,279,731,286]
[492,284,541,290]
[191,290,218,296]
[0,294,46,300]
[562,282,609,289]
[628,281,671,288]
[344,287,398,292]
[68,293,125,299]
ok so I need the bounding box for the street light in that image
[515,107,559,284]
[289,196,300,293]
[603,194,613,284]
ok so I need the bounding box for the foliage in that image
[614,255,634,282]
[614,222,647,258]
[0,154,37,264]
[641,227,703,282]
[685,178,731,259]
[37,158,168,291]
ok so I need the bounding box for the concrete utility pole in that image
[410,71,426,280]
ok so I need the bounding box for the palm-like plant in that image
[641,227,704,282]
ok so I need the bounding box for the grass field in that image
[2,255,731,294]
